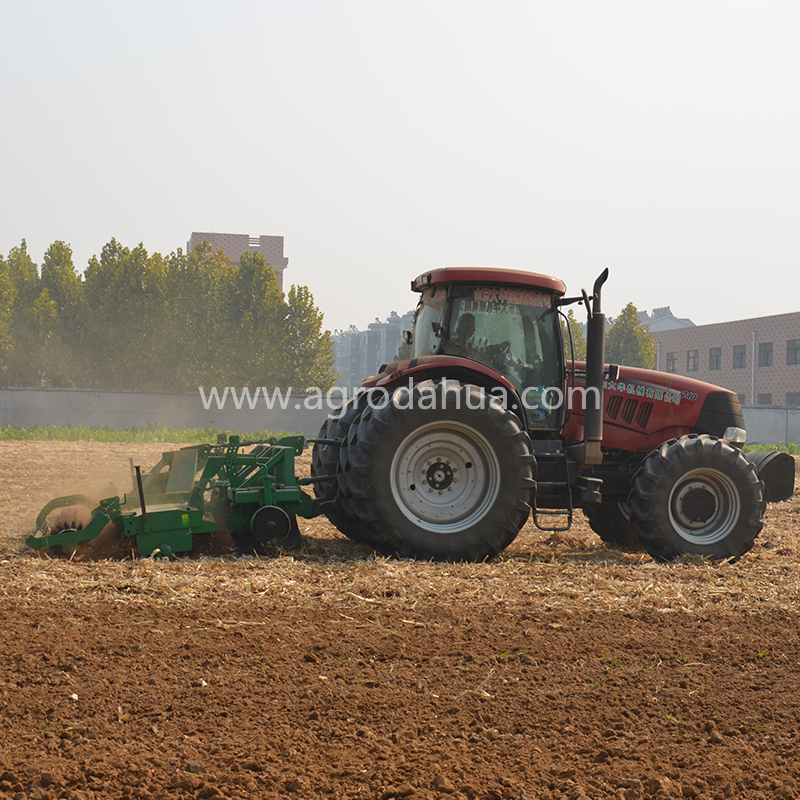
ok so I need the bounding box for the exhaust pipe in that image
[583,268,609,466]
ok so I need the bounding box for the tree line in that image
[562,303,656,369]
[0,239,336,392]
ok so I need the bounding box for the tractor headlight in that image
[723,426,747,444]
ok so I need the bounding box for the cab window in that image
[412,286,448,357]
[442,285,562,429]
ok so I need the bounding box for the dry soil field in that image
[1,441,799,800]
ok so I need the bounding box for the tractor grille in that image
[605,393,653,429]
[620,398,637,424]
[606,394,622,420]
[635,402,653,429]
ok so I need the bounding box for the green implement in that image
[27,435,330,558]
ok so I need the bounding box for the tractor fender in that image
[745,449,796,503]
[362,356,526,422]
[635,426,695,453]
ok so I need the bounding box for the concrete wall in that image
[1,388,797,445]
[0,388,331,437]
[742,406,800,446]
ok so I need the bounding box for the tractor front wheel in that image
[335,379,535,561]
[630,434,765,561]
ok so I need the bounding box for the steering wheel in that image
[484,340,511,357]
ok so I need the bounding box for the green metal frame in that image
[27,435,329,558]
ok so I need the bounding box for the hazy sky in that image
[1,1,798,333]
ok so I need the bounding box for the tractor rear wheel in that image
[584,502,640,550]
[335,379,535,561]
[311,395,371,543]
[630,434,765,561]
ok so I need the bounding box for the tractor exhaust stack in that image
[583,268,609,466]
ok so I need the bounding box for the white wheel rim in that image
[668,468,741,545]
[390,421,501,534]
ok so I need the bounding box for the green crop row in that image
[743,442,799,455]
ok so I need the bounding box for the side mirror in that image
[402,329,414,345]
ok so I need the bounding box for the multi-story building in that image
[333,311,414,388]
[187,232,289,291]
[653,312,800,408]
[637,306,695,333]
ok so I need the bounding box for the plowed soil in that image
[0,442,799,800]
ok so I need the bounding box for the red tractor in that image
[312,267,795,562]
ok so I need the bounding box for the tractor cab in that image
[411,267,568,430]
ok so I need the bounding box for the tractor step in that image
[532,483,574,532]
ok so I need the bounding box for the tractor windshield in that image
[443,285,563,429]
[412,283,563,429]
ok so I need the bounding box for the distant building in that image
[585,306,695,335]
[637,306,695,333]
[187,232,289,291]
[333,311,414,388]
[654,311,800,408]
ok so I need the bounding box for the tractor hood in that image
[565,362,794,502]
[563,362,745,453]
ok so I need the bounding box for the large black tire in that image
[334,379,536,562]
[310,395,371,543]
[630,434,766,561]
[584,502,640,550]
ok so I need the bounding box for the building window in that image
[666,352,676,373]
[788,339,800,365]
[709,347,722,370]
[759,342,773,367]
[787,393,800,407]
[733,344,746,369]
[687,350,699,372]
[757,393,772,405]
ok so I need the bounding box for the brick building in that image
[187,232,289,291]
[653,312,800,408]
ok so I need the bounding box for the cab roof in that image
[411,266,567,295]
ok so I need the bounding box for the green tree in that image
[281,284,336,389]
[4,240,43,385]
[165,242,235,392]
[84,239,126,312]
[3,237,336,392]
[395,339,413,361]
[11,289,63,387]
[0,253,17,366]
[40,240,88,384]
[83,240,126,387]
[84,241,171,390]
[605,302,656,369]
[561,308,587,361]
[6,239,39,309]
[40,241,83,320]
[219,250,285,387]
